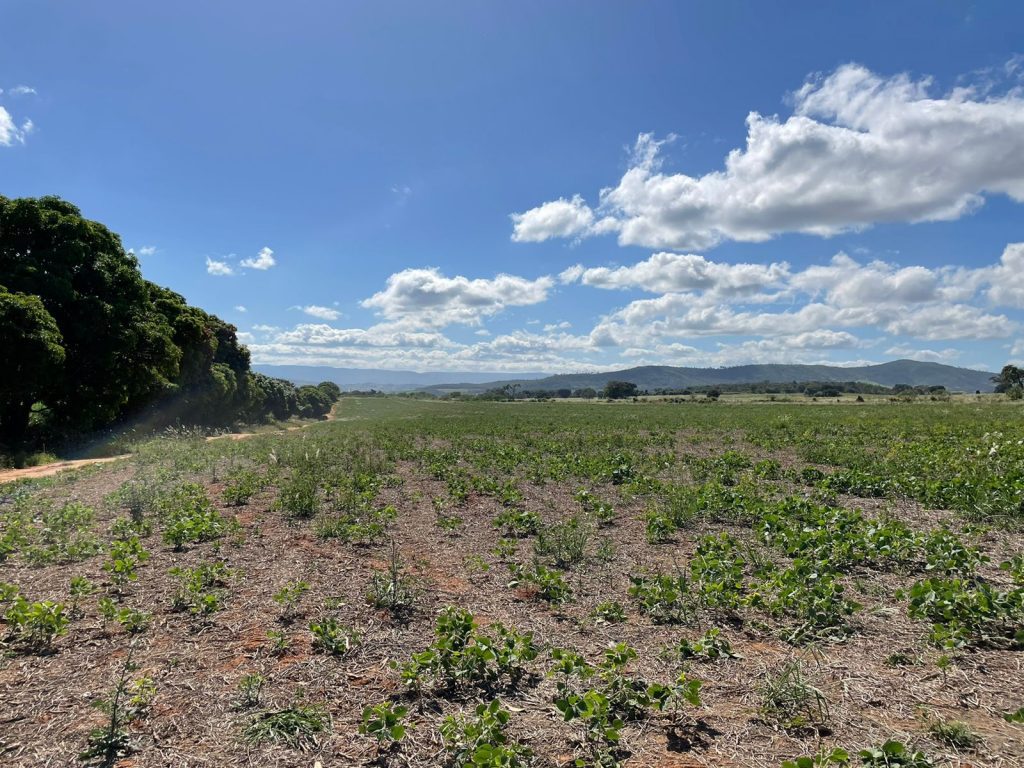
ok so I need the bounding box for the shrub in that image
[102,536,150,589]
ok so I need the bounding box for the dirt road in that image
[0,408,338,485]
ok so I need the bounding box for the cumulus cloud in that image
[136,245,157,256]
[240,246,276,270]
[884,345,960,363]
[234,305,247,313]
[0,107,32,146]
[512,63,1024,249]
[205,257,234,276]
[565,252,790,297]
[299,305,342,321]
[361,267,553,328]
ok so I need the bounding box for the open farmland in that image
[1,398,1023,768]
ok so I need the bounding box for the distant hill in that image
[416,360,997,395]
[253,365,548,392]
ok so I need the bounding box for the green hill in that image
[418,360,996,395]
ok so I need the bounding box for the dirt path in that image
[0,407,340,485]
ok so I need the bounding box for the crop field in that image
[1,397,1023,768]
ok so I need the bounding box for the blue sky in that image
[2,1,1024,373]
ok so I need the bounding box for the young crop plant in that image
[359,701,410,755]
[266,629,290,656]
[440,699,531,768]
[494,508,541,537]
[628,572,692,624]
[70,575,96,618]
[749,558,860,642]
[575,488,616,526]
[591,601,626,624]
[907,576,1024,648]
[23,501,101,566]
[643,507,678,544]
[1002,554,1024,585]
[781,747,852,768]
[98,598,152,634]
[221,468,264,506]
[858,741,933,767]
[3,596,69,653]
[170,561,233,616]
[400,607,538,693]
[513,561,573,604]
[690,532,747,610]
[920,528,988,577]
[244,703,330,749]
[102,536,150,591]
[159,483,226,550]
[309,616,359,656]
[674,627,740,661]
[272,579,310,623]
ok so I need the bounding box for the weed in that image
[928,719,980,749]
[244,704,330,749]
[758,661,830,731]
[235,673,265,708]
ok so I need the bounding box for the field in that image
[1,398,1023,768]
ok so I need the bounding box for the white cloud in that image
[510,195,596,242]
[544,321,572,332]
[8,85,36,96]
[0,107,32,146]
[205,257,234,276]
[568,252,790,297]
[299,305,341,321]
[361,267,553,328]
[240,246,276,270]
[137,245,157,256]
[512,63,1024,249]
[884,345,960,363]
[234,305,247,313]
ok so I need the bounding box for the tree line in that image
[0,195,338,450]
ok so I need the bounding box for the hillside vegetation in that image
[419,361,997,396]
[1,398,1022,767]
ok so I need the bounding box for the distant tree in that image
[575,387,598,400]
[317,381,342,401]
[556,388,572,398]
[603,381,638,399]
[992,364,1024,394]
[0,287,65,445]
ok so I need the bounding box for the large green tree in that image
[0,286,66,445]
[0,196,179,435]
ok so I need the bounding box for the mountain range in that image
[256,360,996,395]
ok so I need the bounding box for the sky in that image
[2,1,1024,374]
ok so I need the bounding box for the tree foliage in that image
[603,381,639,399]
[0,195,339,449]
